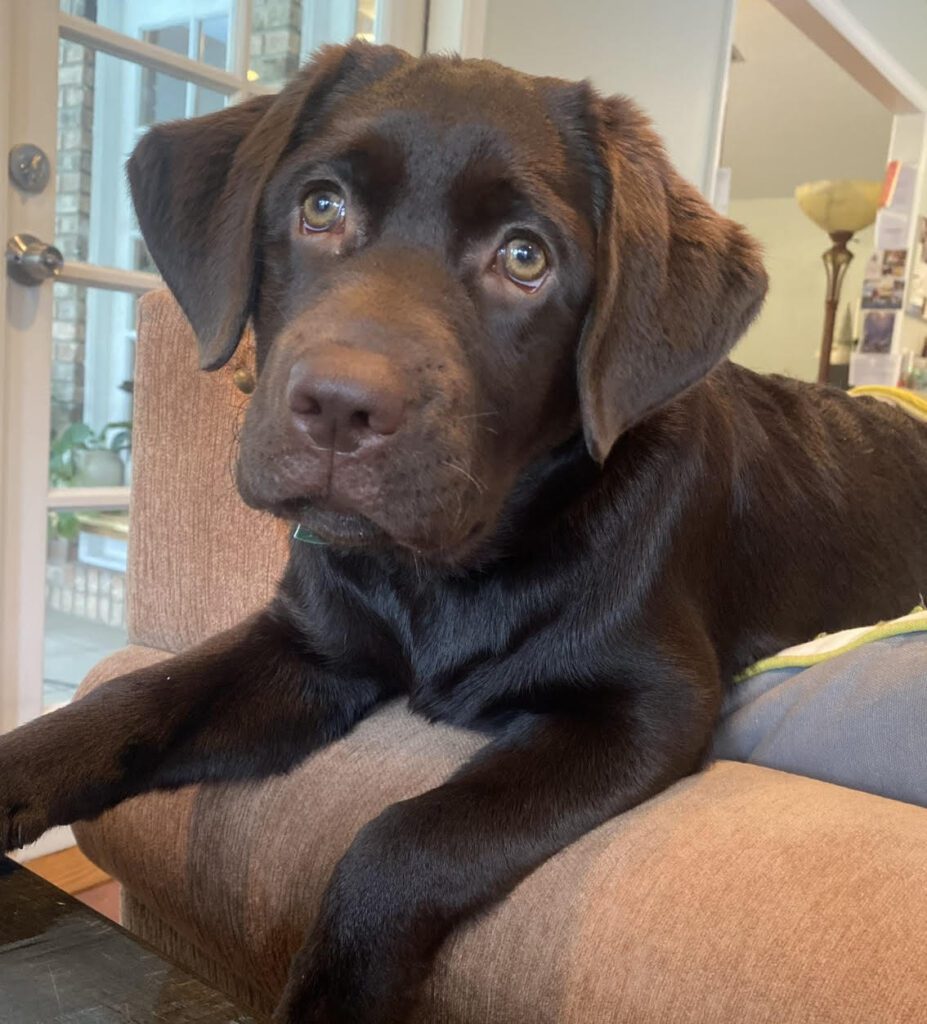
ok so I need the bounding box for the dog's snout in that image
[287,349,407,454]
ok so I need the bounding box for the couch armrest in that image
[74,652,927,1023]
[72,646,198,895]
[128,291,289,653]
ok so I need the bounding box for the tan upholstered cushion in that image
[128,292,289,653]
[75,648,927,1023]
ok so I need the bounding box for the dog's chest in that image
[395,578,577,727]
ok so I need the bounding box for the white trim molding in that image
[705,0,737,199]
[376,0,429,55]
[47,487,132,511]
[57,262,162,295]
[769,0,927,115]
[426,0,487,58]
[58,11,271,96]
[1,0,60,733]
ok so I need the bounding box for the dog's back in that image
[702,363,927,676]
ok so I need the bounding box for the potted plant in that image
[49,420,132,488]
[46,509,80,566]
[47,420,131,564]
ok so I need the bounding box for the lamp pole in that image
[817,230,854,385]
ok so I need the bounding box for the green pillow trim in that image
[736,607,927,683]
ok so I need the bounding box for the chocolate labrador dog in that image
[2,42,926,1022]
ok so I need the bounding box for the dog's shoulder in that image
[706,361,924,442]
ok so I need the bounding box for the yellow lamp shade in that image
[794,179,882,234]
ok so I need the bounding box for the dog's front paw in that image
[0,753,53,852]
[0,715,83,852]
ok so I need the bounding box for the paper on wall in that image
[880,161,918,217]
[875,208,909,250]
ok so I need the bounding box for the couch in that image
[75,291,927,1022]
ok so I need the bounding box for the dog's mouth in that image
[274,496,490,564]
[277,498,386,548]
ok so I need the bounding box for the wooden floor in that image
[24,846,121,923]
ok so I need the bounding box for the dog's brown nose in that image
[287,349,407,454]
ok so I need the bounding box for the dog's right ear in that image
[574,95,767,463]
[128,43,407,370]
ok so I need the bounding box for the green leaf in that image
[48,510,80,541]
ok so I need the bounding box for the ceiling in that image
[721,0,893,200]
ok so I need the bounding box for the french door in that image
[1,0,427,750]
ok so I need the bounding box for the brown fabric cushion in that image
[129,292,289,653]
[75,648,927,1023]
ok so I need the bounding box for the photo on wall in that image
[906,216,927,319]
[861,249,907,310]
[860,310,896,353]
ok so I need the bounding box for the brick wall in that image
[251,0,304,86]
[52,0,97,439]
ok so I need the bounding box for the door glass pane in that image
[45,255,132,711]
[50,284,135,489]
[143,23,190,58]
[44,508,129,711]
[138,66,188,125]
[199,15,230,69]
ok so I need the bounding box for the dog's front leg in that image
[276,678,717,1024]
[0,606,389,853]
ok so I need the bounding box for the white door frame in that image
[2,0,62,735]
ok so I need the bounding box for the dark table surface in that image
[0,857,256,1023]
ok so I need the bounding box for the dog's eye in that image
[300,188,346,233]
[500,237,548,287]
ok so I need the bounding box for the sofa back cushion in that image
[128,290,290,653]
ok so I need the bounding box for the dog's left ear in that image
[128,42,409,370]
[577,96,767,463]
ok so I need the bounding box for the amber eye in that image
[300,187,345,232]
[500,237,548,286]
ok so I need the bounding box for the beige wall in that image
[482,0,735,192]
[729,198,874,380]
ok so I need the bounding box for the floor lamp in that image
[795,179,881,384]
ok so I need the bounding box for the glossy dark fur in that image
[2,44,926,1024]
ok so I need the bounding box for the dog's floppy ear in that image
[577,96,767,462]
[128,43,407,370]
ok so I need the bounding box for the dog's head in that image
[129,43,766,564]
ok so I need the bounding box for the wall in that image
[723,0,891,199]
[481,0,734,192]
[728,198,874,380]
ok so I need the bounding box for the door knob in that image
[6,233,64,286]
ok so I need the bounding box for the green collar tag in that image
[293,524,327,546]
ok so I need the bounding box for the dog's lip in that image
[275,496,488,562]
[278,499,384,546]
